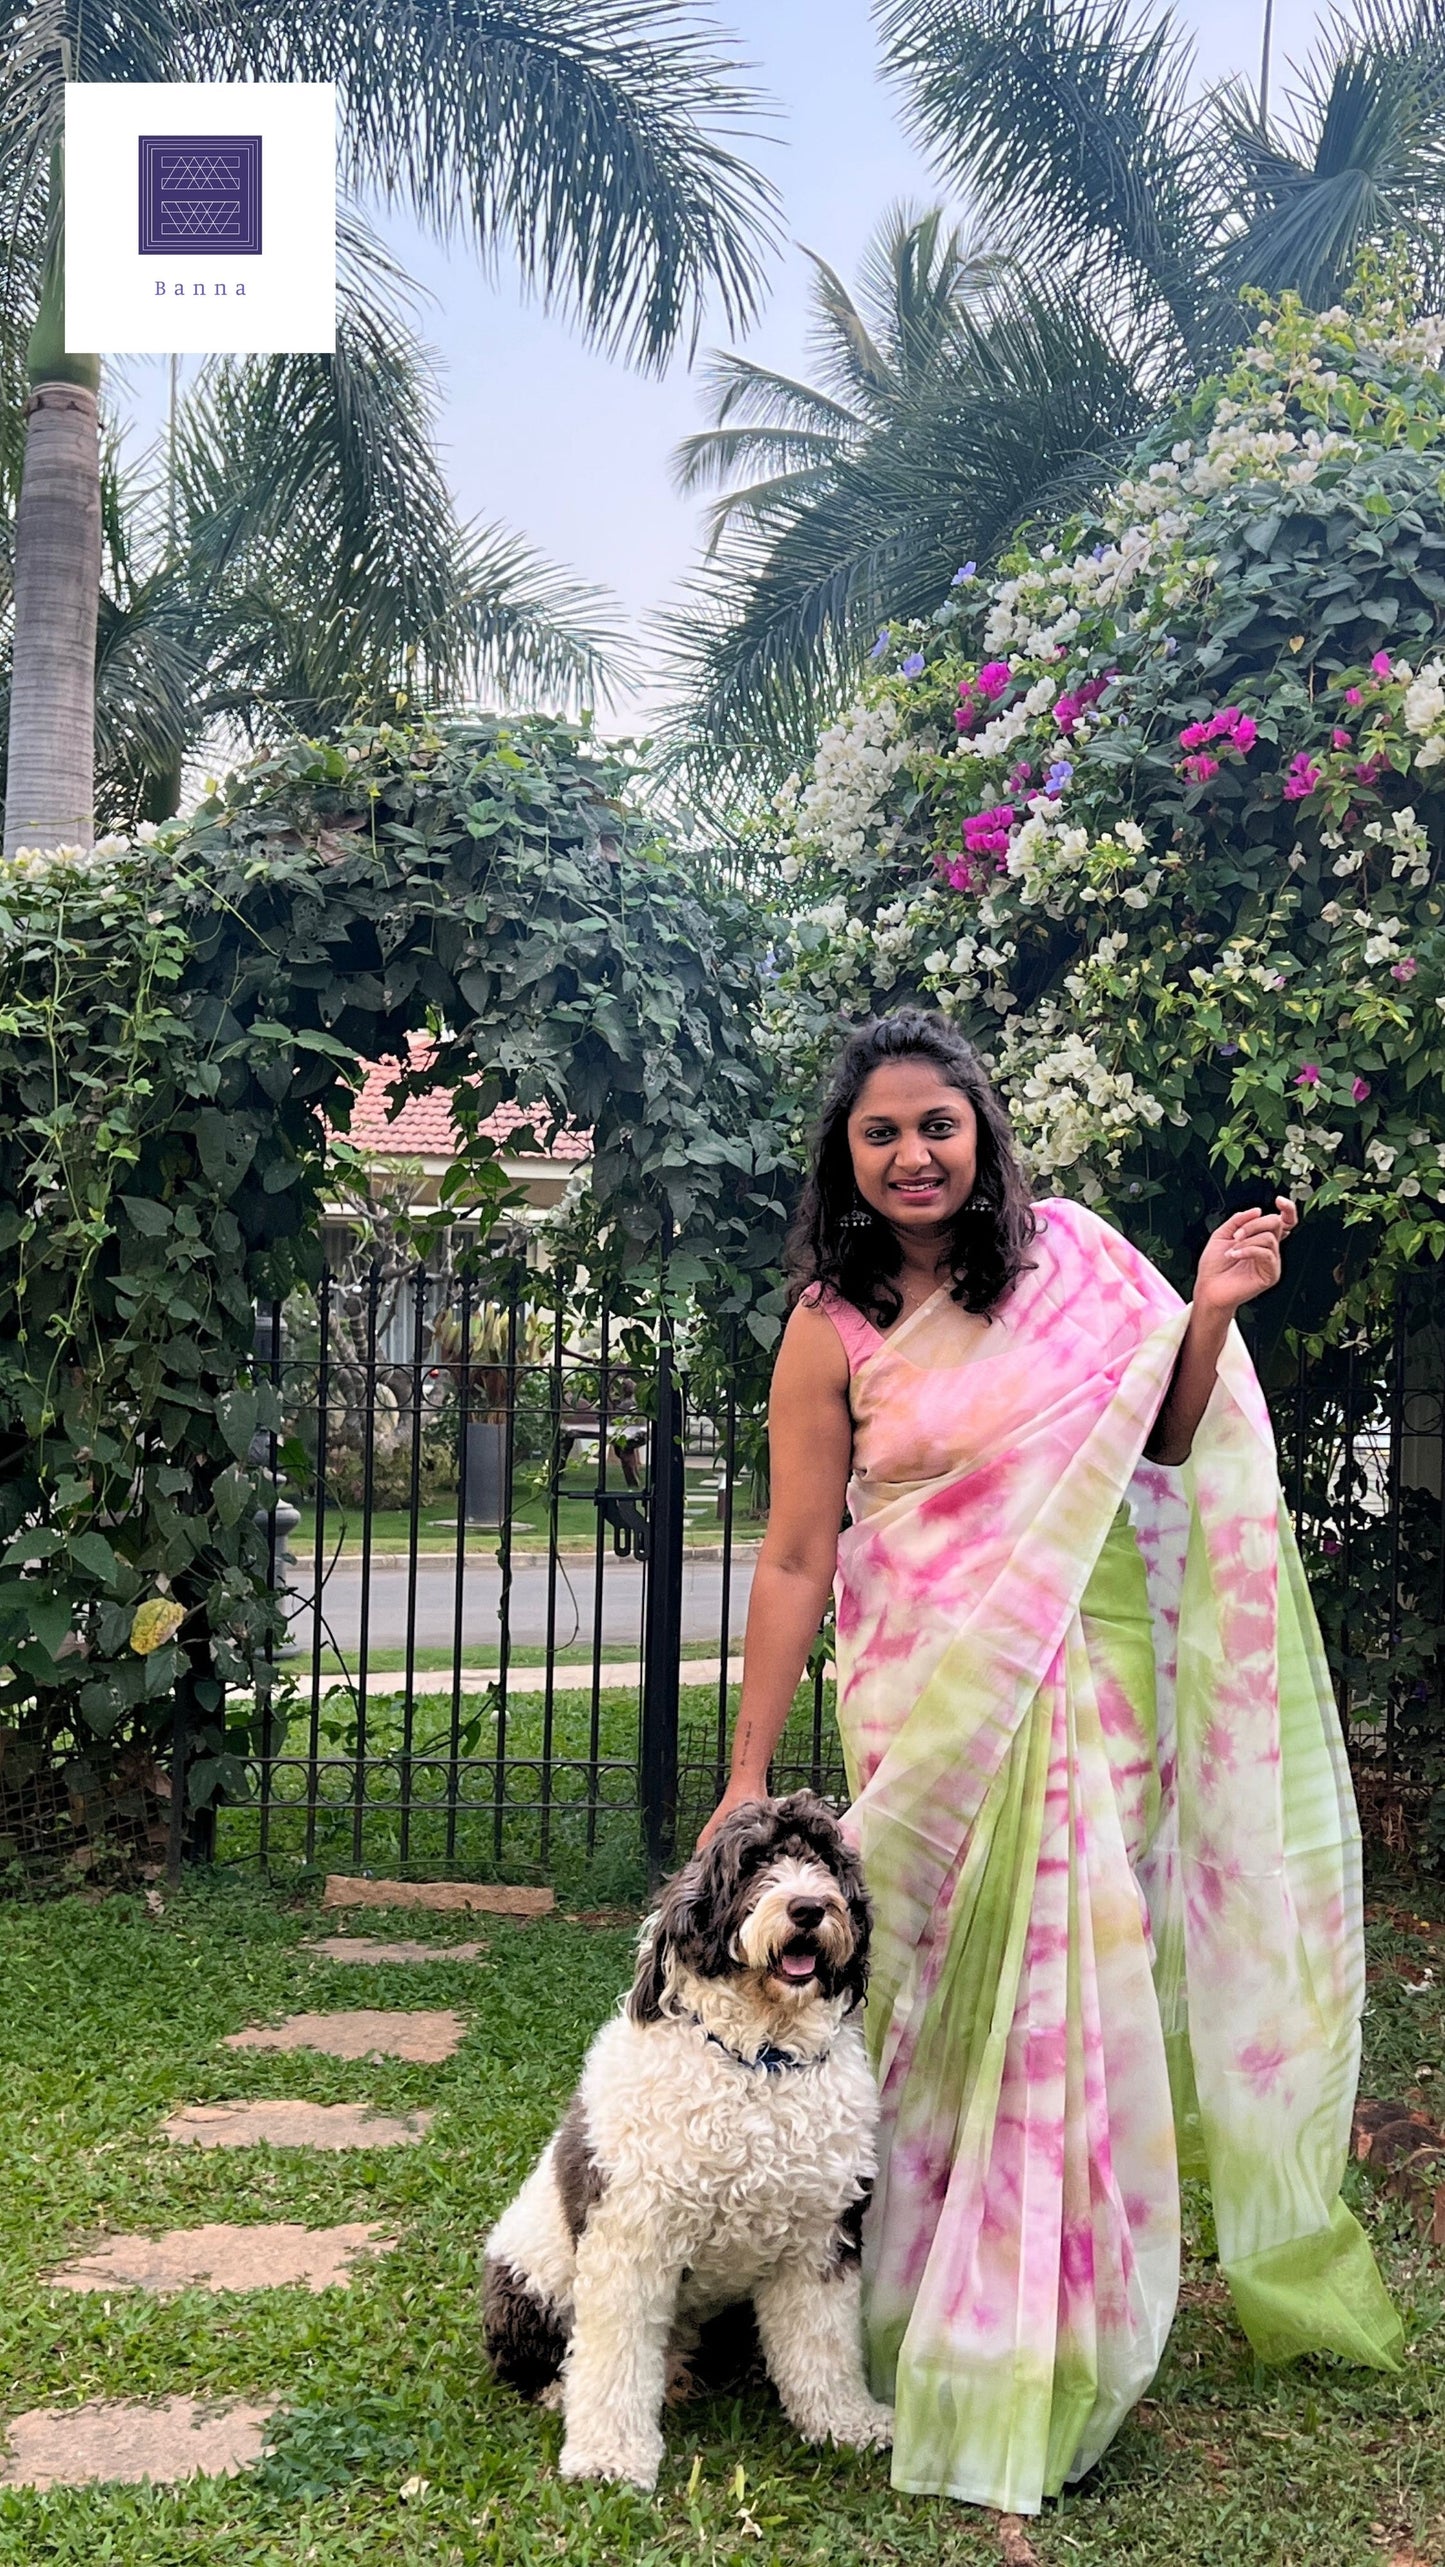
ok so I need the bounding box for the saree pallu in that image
[820,1198,1401,2514]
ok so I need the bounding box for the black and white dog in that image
[483,1792,892,2488]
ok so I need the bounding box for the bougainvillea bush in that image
[766,282,1445,1343]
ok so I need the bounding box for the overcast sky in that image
[125,0,1331,727]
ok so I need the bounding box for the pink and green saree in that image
[819,1197,1401,2514]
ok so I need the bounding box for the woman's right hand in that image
[694,1777,770,1852]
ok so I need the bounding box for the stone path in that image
[323,1875,553,1916]
[304,1935,486,1964]
[48,2221,396,2296]
[223,2008,465,2063]
[1,2396,279,2490]
[161,2098,435,2150]
[3,1891,485,2490]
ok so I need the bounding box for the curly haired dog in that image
[483,1791,893,2489]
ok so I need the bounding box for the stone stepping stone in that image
[47,2221,395,2296]
[304,1936,486,1965]
[224,2009,464,2063]
[162,2100,433,2150]
[323,1875,553,1916]
[0,2395,279,2489]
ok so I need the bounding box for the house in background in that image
[340,1033,591,1218]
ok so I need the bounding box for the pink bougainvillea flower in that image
[1282,753,1321,801]
[1332,728,1352,749]
[959,803,1015,864]
[976,660,1011,701]
[1355,757,1388,786]
[1057,673,1111,736]
[1392,956,1419,982]
[1294,1064,1322,1086]
[1007,760,1033,791]
[1183,752,1220,783]
[1352,1076,1372,1102]
[1180,706,1256,759]
[1370,650,1393,678]
[1345,686,1363,705]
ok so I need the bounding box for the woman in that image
[703,1010,1400,2515]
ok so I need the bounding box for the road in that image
[287,1550,757,1657]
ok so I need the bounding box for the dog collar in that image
[688,2017,826,2074]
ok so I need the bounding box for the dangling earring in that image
[844,1196,874,1230]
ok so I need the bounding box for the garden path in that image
[1,1924,477,2491]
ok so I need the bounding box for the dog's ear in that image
[626,1910,672,2023]
[624,1828,731,2019]
[628,1800,779,2013]
[679,1799,782,1975]
[838,1849,871,2013]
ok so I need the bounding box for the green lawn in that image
[0,1876,1441,2566]
[222,1681,839,1906]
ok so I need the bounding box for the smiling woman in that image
[701,1006,1401,2518]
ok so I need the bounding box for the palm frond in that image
[1219,1,1445,304]
[854,201,1003,387]
[188,0,780,370]
[875,0,1225,368]
[174,212,625,726]
[698,356,862,441]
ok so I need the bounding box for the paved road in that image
[287,1551,756,1657]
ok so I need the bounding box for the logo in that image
[139,134,262,256]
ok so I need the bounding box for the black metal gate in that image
[228,1253,837,1892]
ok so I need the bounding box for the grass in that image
[222,1681,841,1906]
[0,1874,1441,2566]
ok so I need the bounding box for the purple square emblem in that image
[139,135,262,256]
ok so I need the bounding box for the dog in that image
[483,1791,893,2489]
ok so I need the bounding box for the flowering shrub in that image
[766,285,1445,1341]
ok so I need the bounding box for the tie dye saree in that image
[818,1197,1401,2514]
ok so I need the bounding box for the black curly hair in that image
[784,1010,1038,1328]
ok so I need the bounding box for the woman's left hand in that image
[1193,1197,1298,1319]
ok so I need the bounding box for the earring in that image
[844,1199,874,1230]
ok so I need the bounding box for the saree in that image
[819,1197,1401,2514]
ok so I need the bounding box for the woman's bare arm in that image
[696,1302,853,1844]
[1144,1199,1298,1466]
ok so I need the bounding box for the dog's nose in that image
[787,1899,825,1929]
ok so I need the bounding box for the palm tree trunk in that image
[4,143,101,857]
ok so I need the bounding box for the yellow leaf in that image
[129,1598,184,1656]
[1289,634,1305,651]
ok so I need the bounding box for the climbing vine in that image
[0,716,788,1842]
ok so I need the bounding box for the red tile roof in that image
[344,1037,590,1163]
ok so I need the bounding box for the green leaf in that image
[68,1531,120,1584]
[215,1387,260,1460]
[121,1195,172,1235]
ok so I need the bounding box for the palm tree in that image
[0,0,779,851]
[0,214,631,832]
[665,0,1445,790]
[661,203,1157,792]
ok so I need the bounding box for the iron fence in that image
[226,1257,837,1891]
[220,1258,1445,1889]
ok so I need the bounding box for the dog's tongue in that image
[777,1951,817,1982]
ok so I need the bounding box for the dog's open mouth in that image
[773,1939,820,1986]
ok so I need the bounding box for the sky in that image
[124,0,1331,728]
